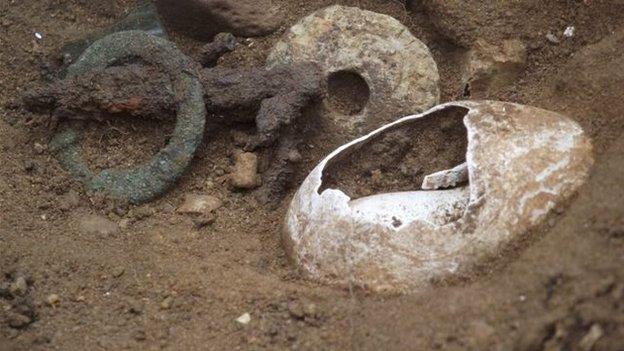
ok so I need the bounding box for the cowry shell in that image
[283,101,593,292]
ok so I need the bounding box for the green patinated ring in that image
[50,31,206,204]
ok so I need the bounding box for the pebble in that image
[230,152,261,190]
[112,267,125,278]
[46,294,60,306]
[9,277,28,296]
[564,26,575,38]
[546,32,560,44]
[462,39,527,97]
[160,296,174,310]
[579,324,603,351]
[287,149,302,163]
[177,194,222,215]
[79,214,120,236]
[236,312,251,325]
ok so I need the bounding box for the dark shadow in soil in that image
[326,70,370,116]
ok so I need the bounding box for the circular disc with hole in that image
[267,5,440,135]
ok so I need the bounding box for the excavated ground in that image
[1,0,624,350]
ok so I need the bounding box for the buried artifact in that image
[49,31,206,205]
[283,101,593,292]
[26,30,323,204]
[267,5,440,135]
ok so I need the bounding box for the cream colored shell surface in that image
[283,101,593,292]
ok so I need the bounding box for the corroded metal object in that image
[283,101,594,292]
[50,31,206,204]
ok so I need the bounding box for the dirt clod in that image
[3,0,624,349]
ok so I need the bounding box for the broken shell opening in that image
[285,101,593,292]
[319,106,470,199]
[326,70,371,116]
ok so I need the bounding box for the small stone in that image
[177,194,222,215]
[236,312,251,325]
[46,294,60,306]
[287,149,302,163]
[112,267,125,278]
[230,152,261,190]
[33,142,46,154]
[546,32,560,44]
[462,39,527,97]
[579,324,603,351]
[154,0,281,39]
[563,26,575,38]
[160,296,174,310]
[79,215,119,236]
[9,277,28,296]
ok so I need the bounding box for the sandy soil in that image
[1,0,624,350]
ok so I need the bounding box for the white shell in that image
[283,101,593,292]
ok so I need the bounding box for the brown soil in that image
[321,106,468,198]
[326,70,371,116]
[1,1,624,350]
